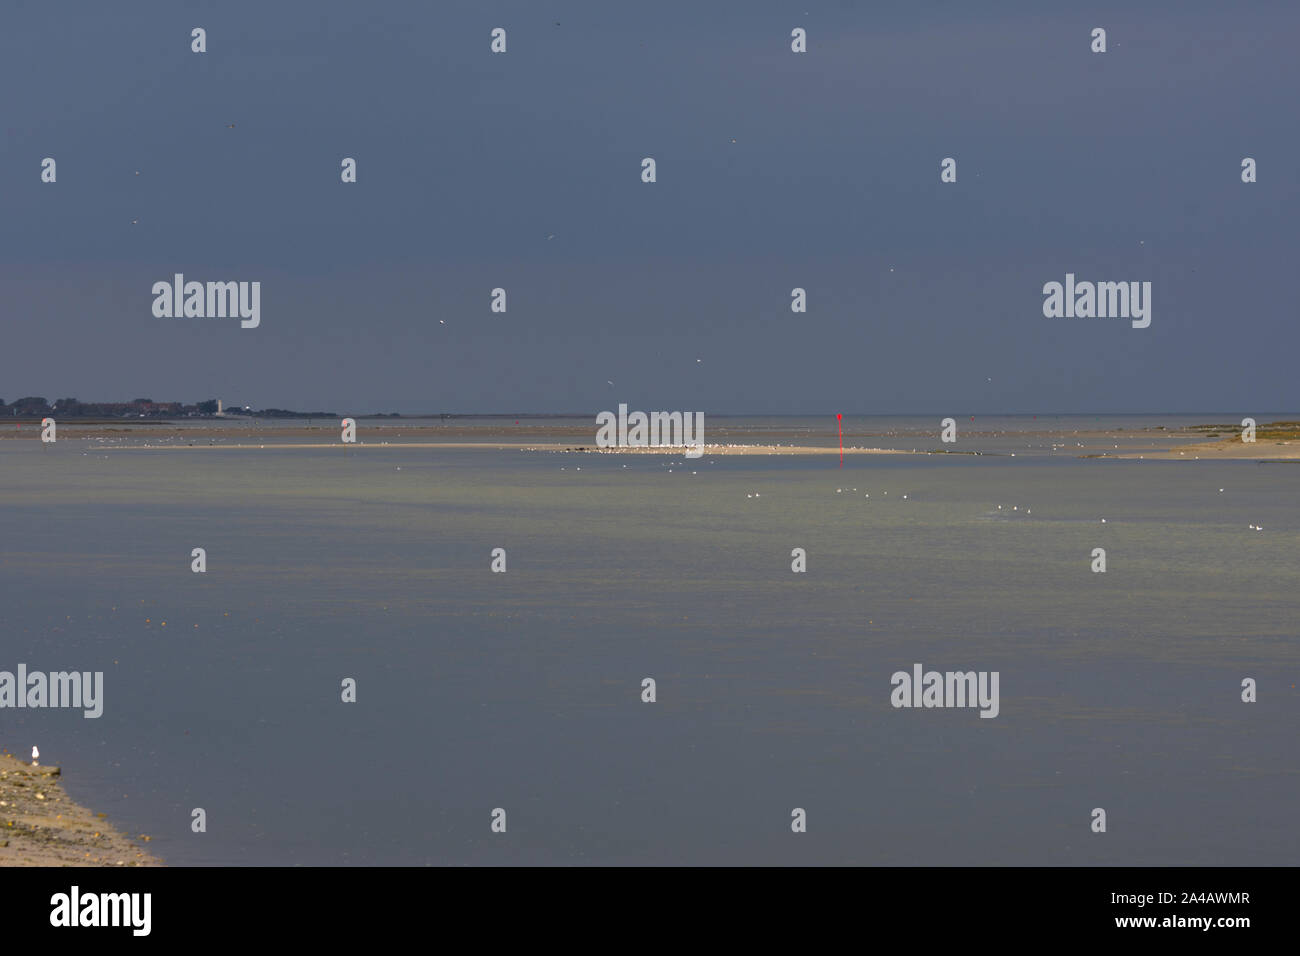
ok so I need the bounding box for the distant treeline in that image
[0,397,336,419]
[1,398,585,420]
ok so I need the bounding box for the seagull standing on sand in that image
[31,746,39,766]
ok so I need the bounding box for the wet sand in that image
[4,420,1296,457]
[52,441,919,455]
[1105,438,1300,459]
[0,754,161,867]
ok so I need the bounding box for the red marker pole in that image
[837,413,843,467]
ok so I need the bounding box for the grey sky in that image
[2,1,1296,414]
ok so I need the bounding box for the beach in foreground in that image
[0,754,161,867]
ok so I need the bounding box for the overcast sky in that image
[2,1,1296,415]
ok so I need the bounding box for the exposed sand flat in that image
[5,421,1295,459]
[580,444,914,455]
[73,438,1300,459]
[0,754,161,867]
[1104,440,1300,460]
[64,441,917,455]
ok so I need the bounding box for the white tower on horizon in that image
[216,399,224,417]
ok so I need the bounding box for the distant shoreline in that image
[4,428,1298,459]
[3,419,1297,459]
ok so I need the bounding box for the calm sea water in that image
[1,416,1297,865]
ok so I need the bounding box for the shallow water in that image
[1,418,1297,865]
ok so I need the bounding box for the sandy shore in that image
[23,437,1297,458]
[0,754,161,867]
[65,441,917,455]
[4,422,1297,459]
[1104,439,1300,460]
